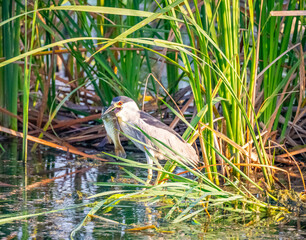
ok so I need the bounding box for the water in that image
[0,140,305,239]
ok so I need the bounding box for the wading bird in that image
[103,96,199,184]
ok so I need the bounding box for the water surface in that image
[0,140,305,239]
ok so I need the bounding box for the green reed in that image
[1,1,20,131]
[0,0,304,189]
[0,0,304,231]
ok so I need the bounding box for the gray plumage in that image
[111,96,199,166]
[139,111,184,141]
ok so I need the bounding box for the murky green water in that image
[0,140,305,239]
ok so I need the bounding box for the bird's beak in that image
[102,103,119,116]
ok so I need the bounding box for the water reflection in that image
[0,140,305,239]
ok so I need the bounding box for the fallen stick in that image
[277,147,306,158]
[0,107,78,150]
[28,113,101,135]
[0,125,107,162]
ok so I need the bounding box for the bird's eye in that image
[118,101,123,106]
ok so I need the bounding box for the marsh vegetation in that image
[0,0,305,239]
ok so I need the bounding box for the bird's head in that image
[103,96,139,119]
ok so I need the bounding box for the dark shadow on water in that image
[0,140,305,239]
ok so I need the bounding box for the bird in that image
[103,96,199,184]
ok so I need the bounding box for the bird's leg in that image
[145,152,163,186]
[145,153,153,185]
[154,165,163,185]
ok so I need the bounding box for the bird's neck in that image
[117,109,140,124]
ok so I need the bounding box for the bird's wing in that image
[139,111,198,165]
[139,111,184,142]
